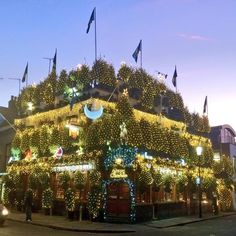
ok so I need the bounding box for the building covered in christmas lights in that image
[2,60,234,222]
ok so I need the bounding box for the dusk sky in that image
[0,0,236,129]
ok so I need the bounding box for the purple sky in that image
[0,0,236,130]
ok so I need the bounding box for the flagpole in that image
[140,40,142,68]
[175,65,177,93]
[94,7,97,61]
[43,57,53,75]
[26,62,28,87]
[207,97,208,117]
[26,72,28,87]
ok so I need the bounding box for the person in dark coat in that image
[24,189,33,221]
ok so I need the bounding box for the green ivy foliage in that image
[39,125,50,156]
[162,174,174,193]
[14,58,211,133]
[50,126,61,146]
[20,129,31,152]
[74,171,86,190]
[213,155,234,180]
[59,128,71,152]
[99,116,112,146]
[77,64,92,86]
[176,175,188,193]
[140,82,156,111]
[33,82,44,108]
[16,86,36,113]
[202,176,217,198]
[151,124,169,154]
[57,70,68,95]
[138,170,153,193]
[42,71,57,108]
[127,118,143,148]
[29,173,40,190]
[30,128,40,151]
[85,121,101,151]
[152,171,162,192]
[59,171,71,191]
[12,132,22,149]
[140,119,153,150]
[116,94,134,121]
[39,172,50,190]
[117,64,133,83]
[91,59,116,87]
[110,114,123,146]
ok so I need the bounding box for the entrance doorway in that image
[106,181,130,218]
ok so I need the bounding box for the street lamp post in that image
[196,146,203,218]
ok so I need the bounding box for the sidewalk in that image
[7,210,236,233]
[144,212,236,229]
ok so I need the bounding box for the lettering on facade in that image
[110,168,128,178]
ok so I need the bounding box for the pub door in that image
[106,181,130,219]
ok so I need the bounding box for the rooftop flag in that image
[203,96,208,114]
[132,40,142,63]
[22,62,28,83]
[52,48,57,72]
[172,65,177,88]
[86,8,95,34]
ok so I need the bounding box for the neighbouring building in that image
[210,124,236,210]
[0,96,18,200]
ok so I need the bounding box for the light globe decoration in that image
[196,145,203,218]
[27,102,34,111]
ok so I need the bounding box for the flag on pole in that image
[172,65,177,88]
[132,40,142,63]
[86,8,95,33]
[203,96,208,114]
[22,62,28,83]
[52,49,57,72]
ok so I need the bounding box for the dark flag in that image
[22,62,28,83]
[52,49,57,72]
[172,66,177,87]
[86,8,95,34]
[132,40,142,63]
[203,96,208,114]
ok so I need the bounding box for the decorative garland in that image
[104,146,137,169]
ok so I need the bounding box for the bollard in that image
[79,205,83,221]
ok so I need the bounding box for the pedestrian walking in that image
[24,189,33,221]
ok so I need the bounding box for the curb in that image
[144,212,236,229]
[7,218,136,234]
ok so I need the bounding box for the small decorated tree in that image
[87,186,102,220]
[42,188,54,215]
[65,188,75,219]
